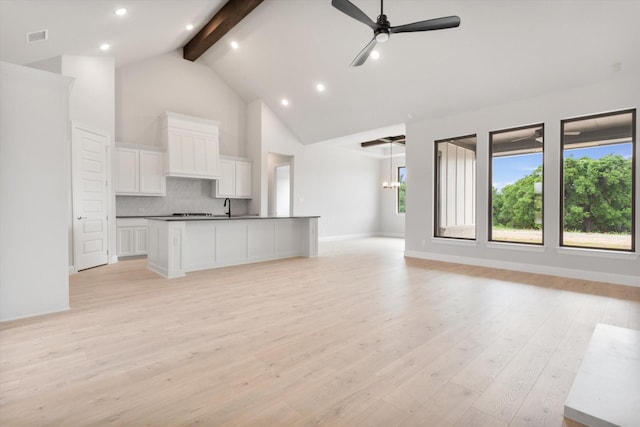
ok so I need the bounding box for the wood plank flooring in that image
[1,237,639,426]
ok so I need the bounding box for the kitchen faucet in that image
[224,198,231,217]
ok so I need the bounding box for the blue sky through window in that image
[493,143,631,191]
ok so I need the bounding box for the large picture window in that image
[489,124,544,245]
[434,135,477,240]
[561,109,635,251]
[397,166,406,214]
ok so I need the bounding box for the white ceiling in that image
[1,0,639,148]
[0,0,225,67]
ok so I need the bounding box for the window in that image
[489,124,544,245]
[397,166,406,213]
[434,135,477,239]
[561,109,635,251]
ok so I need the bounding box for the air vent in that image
[26,29,48,44]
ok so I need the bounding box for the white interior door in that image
[72,123,109,271]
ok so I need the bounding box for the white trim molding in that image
[404,250,640,287]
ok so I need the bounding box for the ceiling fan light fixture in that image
[375,31,389,43]
[332,0,461,67]
[370,50,380,60]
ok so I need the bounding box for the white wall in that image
[62,57,116,266]
[116,50,246,157]
[247,100,264,216]
[251,101,381,239]
[29,55,117,270]
[62,56,115,135]
[379,153,406,237]
[405,74,640,286]
[0,62,72,321]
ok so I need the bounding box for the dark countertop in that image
[145,215,320,221]
[116,215,170,218]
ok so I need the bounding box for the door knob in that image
[77,216,87,220]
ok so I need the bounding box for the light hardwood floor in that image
[1,238,639,426]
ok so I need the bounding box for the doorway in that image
[267,153,294,217]
[275,164,291,216]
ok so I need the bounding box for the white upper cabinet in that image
[214,156,252,199]
[235,160,252,198]
[115,146,166,196]
[216,158,236,197]
[115,147,139,193]
[161,112,220,179]
[139,150,165,194]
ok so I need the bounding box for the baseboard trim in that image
[68,265,76,275]
[319,233,376,242]
[319,233,405,242]
[0,305,70,323]
[404,250,640,287]
[377,232,405,238]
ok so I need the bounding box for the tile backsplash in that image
[116,177,249,216]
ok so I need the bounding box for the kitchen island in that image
[146,216,319,278]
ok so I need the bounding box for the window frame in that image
[488,123,545,246]
[397,165,406,214]
[559,108,636,252]
[433,134,477,241]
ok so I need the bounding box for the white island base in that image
[147,217,318,278]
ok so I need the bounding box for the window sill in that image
[486,241,546,252]
[556,247,638,260]
[431,237,478,247]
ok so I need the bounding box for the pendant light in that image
[382,141,400,189]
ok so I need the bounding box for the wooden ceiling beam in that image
[183,0,264,62]
[360,135,406,148]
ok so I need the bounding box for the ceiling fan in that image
[332,0,461,67]
[512,128,544,143]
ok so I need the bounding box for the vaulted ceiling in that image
[1,0,639,146]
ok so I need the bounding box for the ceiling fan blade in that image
[350,37,377,67]
[331,0,377,30]
[390,16,460,34]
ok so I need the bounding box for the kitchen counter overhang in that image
[146,216,319,278]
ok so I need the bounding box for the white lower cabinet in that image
[117,218,148,257]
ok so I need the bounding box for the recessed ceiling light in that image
[114,8,127,16]
[100,43,111,51]
[370,50,380,60]
[316,83,325,92]
[230,40,239,49]
[281,99,289,107]
[186,24,194,31]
